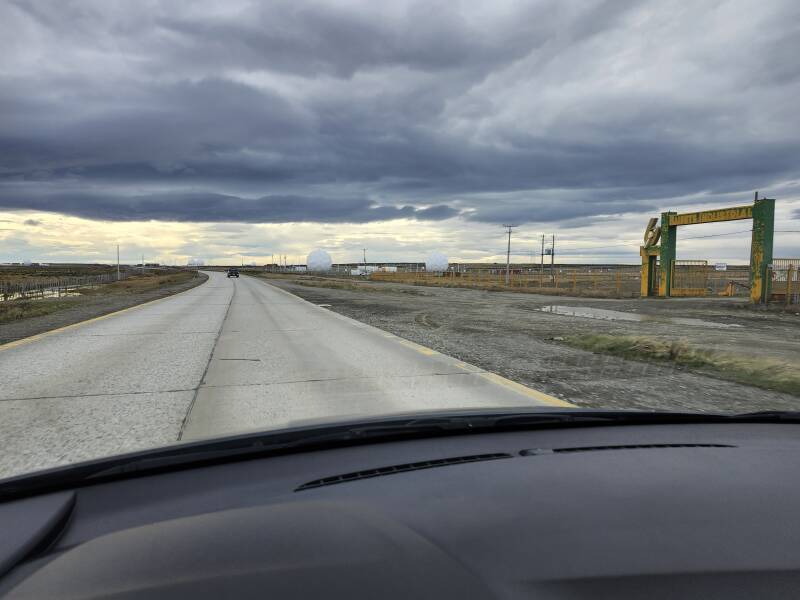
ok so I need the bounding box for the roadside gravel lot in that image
[265,275,800,413]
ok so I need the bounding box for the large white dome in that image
[307,249,333,272]
[425,252,449,272]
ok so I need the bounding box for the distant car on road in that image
[227,268,239,278]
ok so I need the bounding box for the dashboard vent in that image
[295,453,512,491]
[521,443,734,456]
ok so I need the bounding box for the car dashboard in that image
[1,422,799,599]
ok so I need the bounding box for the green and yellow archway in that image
[640,195,775,304]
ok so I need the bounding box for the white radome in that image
[307,249,333,271]
[425,252,448,272]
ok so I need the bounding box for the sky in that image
[1,0,799,265]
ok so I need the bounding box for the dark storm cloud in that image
[2,0,800,225]
[0,189,458,223]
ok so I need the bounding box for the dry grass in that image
[566,334,800,397]
[292,278,426,295]
[246,272,425,295]
[0,264,117,284]
[293,279,383,293]
[369,273,640,299]
[0,271,200,323]
[0,299,83,324]
[77,271,196,295]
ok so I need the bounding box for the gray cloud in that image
[0,190,459,223]
[23,218,42,226]
[2,0,800,226]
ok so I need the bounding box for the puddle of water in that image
[537,305,743,329]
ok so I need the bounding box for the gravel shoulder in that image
[0,271,209,345]
[262,275,800,413]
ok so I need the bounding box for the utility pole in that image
[141,254,144,274]
[116,244,120,281]
[503,225,517,285]
[363,248,367,269]
[551,233,555,283]
[540,234,545,281]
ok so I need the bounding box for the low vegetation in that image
[290,278,426,295]
[76,271,197,295]
[0,299,83,324]
[0,264,117,283]
[566,334,800,397]
[0,270,201,324]
[372,272,641,298]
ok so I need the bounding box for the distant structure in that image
[307,249,332,272]
[639,192,775,304]
[425,252,449,272]
[187,258,205,267]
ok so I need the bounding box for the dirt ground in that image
[262,274,800,414]
[0,271,208,345]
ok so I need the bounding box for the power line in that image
[680,229,752,241]
[489,226,796,257]
[521,228,760,254]
[550,238,640,247]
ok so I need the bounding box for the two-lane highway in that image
[0,272,570,478]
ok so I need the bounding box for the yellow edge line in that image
[391,330,573,407]
[0,276,208,353]
[396,338,438,356]
[477,372,575,408]
[255,275,575,408]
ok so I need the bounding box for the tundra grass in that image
[0,299,83,324]
[566,334,800,397]
[0,271,200,324]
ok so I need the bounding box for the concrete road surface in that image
[0,271,569,478]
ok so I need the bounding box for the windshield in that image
[1,1,799,481]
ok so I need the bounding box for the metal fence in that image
[370,266,643,298]
[770,259,800,306]
[671,259,708,296]
[664,260,752,298]
[0,271,130,302]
